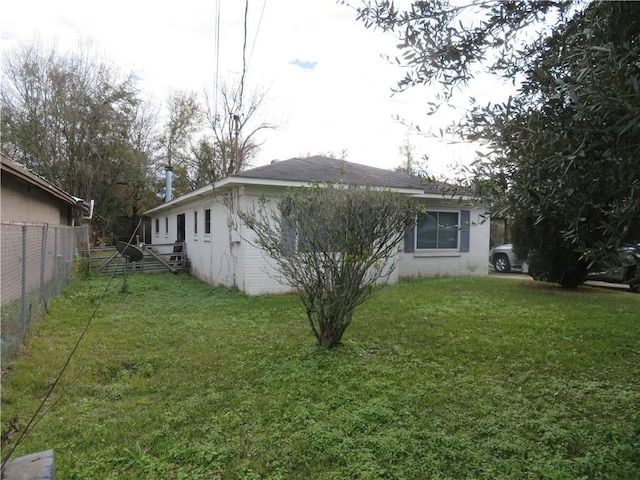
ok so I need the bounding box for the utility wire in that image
[213,0,221,122]
[247,0,267,74]
[238,0,250,110]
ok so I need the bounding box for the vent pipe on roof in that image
[165,166,173,202]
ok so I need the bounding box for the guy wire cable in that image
[1,219,143,469]
[0,265,120,469]
[23,292,131,442]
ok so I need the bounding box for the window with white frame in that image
[155,218,160,236]
[194,211,198,235]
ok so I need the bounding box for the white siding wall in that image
[237,187,296,295]
[184,201,214,285]
[382,249,402,285]
[208,195,239,288]
[150,191,236,288]
[237,186,405,295]
[150,189,490,295]
[151,209,175,243]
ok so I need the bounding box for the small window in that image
[155,218,159,235]
[205,209,211,234]
[194,211,198,234]
[279,215,363,254]
[165,217,169,236]
[416,211,459,249]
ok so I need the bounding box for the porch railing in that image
[77,242,187,275]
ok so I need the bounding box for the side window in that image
[205,209,211,234]
[279,215,355,254]
[280,217,296,253]
[165,217,169,237]
[155,218,160,235]
[194,211,198,235]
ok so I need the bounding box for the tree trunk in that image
[317,330,344,348]
[316,316,348,349]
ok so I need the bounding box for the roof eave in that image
[411,191,486,207]
[142,177,483,216]
[1,155,88,211]
[143,184,219,216]
[221,175,425,193]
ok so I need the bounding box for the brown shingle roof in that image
[1,153,88,210]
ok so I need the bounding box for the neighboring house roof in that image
[1,153,89,212]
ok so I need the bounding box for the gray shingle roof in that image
[234,155,428,191]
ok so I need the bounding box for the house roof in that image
[1,153,89,211]
[234,156,426,190]
[143,156,465,215]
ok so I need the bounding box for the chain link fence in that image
[1,222,88,364]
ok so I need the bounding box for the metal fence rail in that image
[1,222,88,364]
[77,242,187,274]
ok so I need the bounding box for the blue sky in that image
[290,59,318,71]
[1,0,508,178]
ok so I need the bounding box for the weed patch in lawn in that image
[2,274,639,479]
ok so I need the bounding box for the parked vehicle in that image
[491,243,640,292]
[587,245,640,293]
[489,243,525,273]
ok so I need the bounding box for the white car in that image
[490,244,525,273]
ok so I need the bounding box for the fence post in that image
[21,224,27,334]
[40,224,48,308]
[54,227,59,294]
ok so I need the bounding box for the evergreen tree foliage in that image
[357,0,640,287]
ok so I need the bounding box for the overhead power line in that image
[238,0,250,110]
[213,0,221,121]
[247,0,268,73]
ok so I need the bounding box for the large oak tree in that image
[1,41,157,241]
[356,0,640,287]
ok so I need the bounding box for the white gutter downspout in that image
[83,199,95,220]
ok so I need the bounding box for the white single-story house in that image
[143,156,490,295]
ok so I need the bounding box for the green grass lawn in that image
[2,273,639,479]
